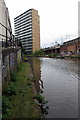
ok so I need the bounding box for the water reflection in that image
[29,57,78,118]
[29,57,49,116]
[29,57,42,93]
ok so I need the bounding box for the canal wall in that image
[2,47,22,86]
[28,57,41,94]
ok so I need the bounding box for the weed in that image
[3,82,17,96]
[17,64,22,71]
[10,71,18,81]
[2,96,12,114]
[34,94,46,104]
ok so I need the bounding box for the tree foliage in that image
[32,50,44,56]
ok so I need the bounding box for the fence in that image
[0,23,22,86]
[0,22,16,48]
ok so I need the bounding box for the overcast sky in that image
[5,0,79,48]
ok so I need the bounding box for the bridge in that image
[42,44,60,55]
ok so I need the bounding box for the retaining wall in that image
[2,47,22,86]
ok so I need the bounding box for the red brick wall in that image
[67,44,77,54]
[60,38,80,55]
[60,45,67,54]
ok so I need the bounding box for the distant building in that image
[0,0,12,48]
[60,37,80,56]
[14,9,40,54]
[42,44,60,55]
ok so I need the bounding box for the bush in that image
[2,96,12,113]
[11,64,23,81]
[53,54,57,57]
[17,64,23,71]
[49,54,57,57]
[32,50,44,56]
[2,96,13,118]
[10,72,18,81]
[34,94,46,104]
[3,82,17,96]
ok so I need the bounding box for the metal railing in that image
[0,23,16,48]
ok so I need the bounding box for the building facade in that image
[14,9,40,54]
[60,37,80,56]
[0,0,13,48]
[78,2,80,37]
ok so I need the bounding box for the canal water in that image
[29,57,78,118]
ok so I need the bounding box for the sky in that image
[5,0,79,48]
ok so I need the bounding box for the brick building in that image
[60,37,80,56]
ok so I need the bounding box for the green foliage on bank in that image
[49,54,58,57]
[2,62,42,118]
[32,50,44,56]
[34,94,48,104]
[3,82,17,96]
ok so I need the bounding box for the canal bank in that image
[2,56,79,118]
[2,59,42,119]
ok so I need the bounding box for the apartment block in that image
[14,9,40,54]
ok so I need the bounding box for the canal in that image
[29,57,78,118]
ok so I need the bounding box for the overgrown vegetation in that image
[2,61,42,118]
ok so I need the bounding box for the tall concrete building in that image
[14,9,40,54]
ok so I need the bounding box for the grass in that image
[2,61,42,119]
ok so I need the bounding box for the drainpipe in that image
[6,9,7,47]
